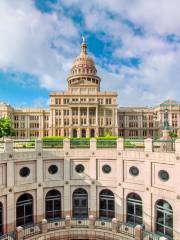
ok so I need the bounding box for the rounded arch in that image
[127,192,142,201]
[73,188,88,196]
[73,129,77,138]
[72,188,88,219]
[16,193,33,227]
[90,129,95,138]
[0,202,3,235]
[126,192,143,225]
[99,189,115,219]
[155,199,173,238]
[81,129,86,138]
[45,189,61,220]
[100,189,114,197]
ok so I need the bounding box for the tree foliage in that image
[0,117,14,138]
[169,131,178,139]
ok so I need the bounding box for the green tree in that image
[169,131,177,139]
[0,117,14,138]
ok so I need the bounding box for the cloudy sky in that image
[0,0,180,108]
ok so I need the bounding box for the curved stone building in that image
[0,138,179,239]
[0,39,180,240]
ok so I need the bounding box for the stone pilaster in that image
[4,139,13,153]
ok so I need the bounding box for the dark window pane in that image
[25,204,33,215]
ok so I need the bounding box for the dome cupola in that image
[67,37,101,91]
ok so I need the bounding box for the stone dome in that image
[68,38,98,77]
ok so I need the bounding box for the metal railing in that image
[96,139,117,148]
[13,140,35,149]
[118,222,135,237]
[70,139,90,148]
[152,140,175,153]
[143,230,161,240]
[124,139,145,150]
[95,219,112,230]
[23,224,40,238]
[47,218,65,231]
[42,139,63,149]
[71,218,89,228]
[0,232,15,240]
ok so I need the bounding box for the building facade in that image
[0,40,180,139]
[0,138,179,239]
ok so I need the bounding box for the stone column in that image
[114,108,118,136]
[65,215,71,229]
[78,107,81,137]
[134,225,143,240]
[112,218,118,233]
[144,138,153,152]
[16,226,24,240]
[78,107,80,126]
[48,110,53,136]
[95,106,98,126]
[88,215,95,229]
[87,107,89,125]
[40,219,48,234]
[26,116,30,138]
[61,109,64,128]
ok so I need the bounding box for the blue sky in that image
[0,0,180,107]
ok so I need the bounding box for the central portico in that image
[49,38,118,137]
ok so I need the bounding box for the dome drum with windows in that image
[67,37,101,91]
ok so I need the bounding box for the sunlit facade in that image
[1,40,180,139]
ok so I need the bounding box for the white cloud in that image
[0,0,79,90]
[1,0,180,107]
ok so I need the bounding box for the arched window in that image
[0,202,3,235]
[82,129,86,138]
[99,189,115,219]
[16,193,33,227]
[156,200,173,238]
[72,188,88,219]
[90,129,95,138]
[45,189,61,220]
[73,129,77,138]
[127,193,143,224]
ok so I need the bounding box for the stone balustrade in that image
[0,137,179,153]
[0,217,169,240]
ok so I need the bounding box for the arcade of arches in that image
[0,189,173,238]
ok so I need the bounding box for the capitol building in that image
[1,39,180,139]
[0,39,179,240]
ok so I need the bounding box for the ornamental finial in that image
[82,35,85,43]
[81,35,87,55]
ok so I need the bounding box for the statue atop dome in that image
[80,35,87,55]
